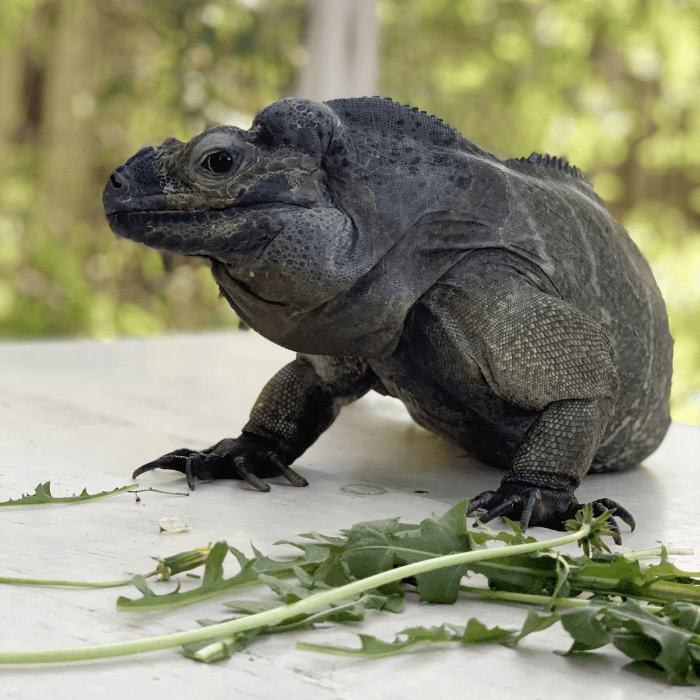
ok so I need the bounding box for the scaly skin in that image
[103,97,672,541]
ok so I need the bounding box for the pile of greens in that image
[1,483,700,685]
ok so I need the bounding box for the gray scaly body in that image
[103,97,672,539]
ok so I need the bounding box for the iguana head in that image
[103,109,367,318]
[102,97,501,356]
[103,124,331,254]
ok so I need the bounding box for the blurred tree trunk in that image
[0,47,22,175]
[0,0,51,177]
[297,0,379,102]
[39,0,98,231]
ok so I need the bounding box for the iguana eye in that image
[201,151,234,174]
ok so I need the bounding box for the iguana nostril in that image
[110,173,123,189]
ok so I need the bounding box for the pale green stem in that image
[0,572,158,588]
[459,585,590,608]
[623,546,694,560]
[0,576,134,588]
[0,525,591,665]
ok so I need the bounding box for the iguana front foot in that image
[467,484,635,544]
[132,437,309,492]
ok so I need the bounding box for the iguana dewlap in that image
[103,97,672,540]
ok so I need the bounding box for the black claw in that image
[591,501,605,517]
[591,500,623,545]
[269,453,308,487]
[595,498,636,531]
[132,465,150,479]
[185,456,200,491]
[282,467,309,487]
[608,517,622,546]
[245,473,271,492]
[234,456,271,492]
[519,490,540,531]
[132,449,194,479]
[481,495,522,524]
[467,490,498,515]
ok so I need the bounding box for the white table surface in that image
[1,331,698,699]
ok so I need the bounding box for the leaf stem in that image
[622,546,694,560]
[0,576,137,588]
[0,524,591,665]
[459,585,590,608]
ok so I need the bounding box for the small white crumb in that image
[158,516,189,533]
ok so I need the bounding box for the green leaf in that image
[298,612,550,658]
[118,540,329,612]
[6,493,700,684]
[500,608,561,648]
[297,624,467,658]
[560,606,612,651]
[298,632,427,658]
[569,555,700,604]
[603,600,700,685]
[223,599,284,615]
[340,499,475,604]
[224,589,402,642]
[560,600,700,684]
[408,500,475,603]
[273,538,349,587]
[665,602,700,634]
[341,522,402,578]
[251,543,328,573]
[0,481,138,507]
[118,542,263,612]
[129,573,174,598]
[459,618,517,644]
[469,551,559,597]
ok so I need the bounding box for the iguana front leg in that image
[133,356,379,491]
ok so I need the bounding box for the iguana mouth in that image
[105,202,311,254]
[105,210,229,253]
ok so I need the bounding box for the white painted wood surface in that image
[1,331,698,699]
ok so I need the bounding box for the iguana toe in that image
[132,448,197,480]
[589,497,635,545]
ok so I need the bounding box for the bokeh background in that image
[0,0,698,423]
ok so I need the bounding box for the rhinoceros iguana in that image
[103,97,673,541]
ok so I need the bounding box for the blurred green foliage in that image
[380,0,700,423]
[0,0,698,423]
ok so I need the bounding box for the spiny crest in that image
[520,153,587,181]
[506,152,602,203]
[386,96,445,123]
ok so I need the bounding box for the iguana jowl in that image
[103,97,672,540]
